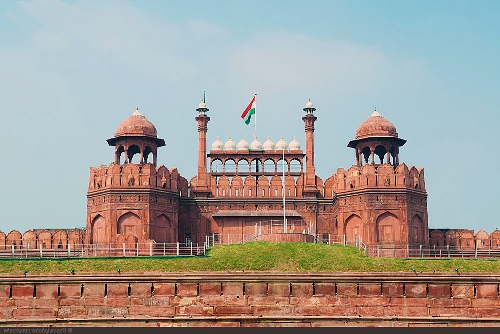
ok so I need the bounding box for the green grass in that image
[1,242,500,275]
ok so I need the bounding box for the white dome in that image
[224,137,236,151]
[275,137,288,151]
[249,137,263,151]
[305,99,313,109]
[198,101,206,109]
[237,137,249,151]
[289,136,301,150]
[263,136,275,151]
[211,136,224,151]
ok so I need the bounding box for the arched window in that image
[224,159,236,173]
[290,159,301,173]
[264,159,275,173]
[237,159,249,173]
[211,159,223,173]
[250,159,262,173]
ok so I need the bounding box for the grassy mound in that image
[0,242,499,275]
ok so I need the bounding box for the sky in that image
[0,0,499,234]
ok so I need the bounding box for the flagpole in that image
[254,94,257,139]
[283,147,286,233]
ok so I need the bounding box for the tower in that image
[86,108,187,247]
[334,109,428,248]
[191,101,211,197]
[302,99,319,197]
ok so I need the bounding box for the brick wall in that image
[1,273,500,327]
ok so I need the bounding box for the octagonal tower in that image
[86,108,188,248]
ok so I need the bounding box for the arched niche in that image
[117,212,141,239]
[410,214,425,244]
[344,214,362,244]
[91,215,106,244]
[376,212,400,244]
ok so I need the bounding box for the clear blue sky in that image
[0,0,499,233]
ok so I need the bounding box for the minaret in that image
[302,99,319,197]
[193,99,211,197]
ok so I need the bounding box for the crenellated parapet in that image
[0,229,85,250]
[88,163,189,197]
[323,162,426,197]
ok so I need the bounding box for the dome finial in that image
[196,92,209,114]
[132,106,142,116]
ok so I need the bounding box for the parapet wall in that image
[324,163,426,197]
[2,273,500,327]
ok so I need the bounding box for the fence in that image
[366,244,500,259]
[4,234,500,259]
[0,241,207,259]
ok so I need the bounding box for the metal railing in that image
[367,244,500,259]
[5,236,500,260]
[0,241,207,259]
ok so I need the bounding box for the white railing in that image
[0,242,206,259]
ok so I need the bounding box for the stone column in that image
[302,101,319,197]
[193,103,211,197]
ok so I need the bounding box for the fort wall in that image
[2,273,500,327]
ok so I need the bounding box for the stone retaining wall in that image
[1,272,500,327]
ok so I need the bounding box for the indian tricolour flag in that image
[240,95,256,125]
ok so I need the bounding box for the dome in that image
[237,137,249,151]
[115,108,157,138]
[305,100,313,109]
[249,138,263,151]
[224,137,236,151]
[275,137,288,151]
[263,137,275,151]
[211,136,224,151]
[198,101,206,109]
[289,136,301,151]
[355,110,398,139]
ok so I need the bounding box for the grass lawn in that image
[0,241,499,275]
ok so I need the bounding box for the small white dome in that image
[224,137,236,151]
[305,99,313,109]
[275,137,288,151]
[211,136,224,151]
[249,137,263,151]
[237,137,249,151]
[263,136,275,151]
[198,101,206,109]
[289,136,301,150]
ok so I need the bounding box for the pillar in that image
[193,102,211,197]
[302,100,319,197]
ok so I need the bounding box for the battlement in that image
[187,162,425,199]
[88,163,189,197]
[323,162,426,198]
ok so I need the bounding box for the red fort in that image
[1,99,497,252]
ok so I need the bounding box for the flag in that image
[240,95,256,125]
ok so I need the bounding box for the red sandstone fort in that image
[0,100,496,252]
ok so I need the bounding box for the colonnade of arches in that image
[210,157,303,174]
[356,144,400,166]
[115,144,157,165]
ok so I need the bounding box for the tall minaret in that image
[193,98,211,197]
[302,99,319,197]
